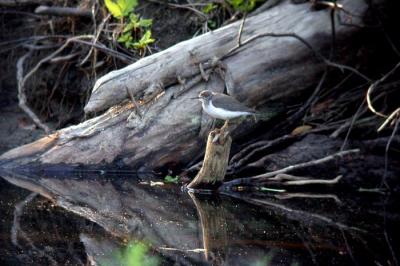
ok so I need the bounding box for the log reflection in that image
[0,165,399,265]
[189,193,228,265]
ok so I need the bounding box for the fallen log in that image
[0,0,368,170]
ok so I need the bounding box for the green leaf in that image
[117,32,132,43]
[133,30,155,49]
[104,0,138,18]
[114,241,160,266]
[105,0,123,18]
[138,18,153,28]
[203,3,217,14]
[120,0,138,17]
[164,175,179,184]
[124,16,152,32]
[228,0,260,12]
[207,20,217,29]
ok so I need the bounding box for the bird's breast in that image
[202,102,251,120]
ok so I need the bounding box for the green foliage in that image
[207,20,217,29]
[203,3,218,14]
[132,30,155,50]
[123,13,153,32]
[118,14,154,50]
[228,0,261,13]
[164,175,180,184]
[104,0,154,52]
[113,241,160,266]
[104,0,138,19]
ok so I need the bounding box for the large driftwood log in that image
[0,0,367,170]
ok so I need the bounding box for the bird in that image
[194,90,256,121]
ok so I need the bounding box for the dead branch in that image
[253,149,359,179]
[17,35,95,132]
[79,14,112,66]
[382,118,400,188]
[222,32,371,82]
[272,174,343,185]
[34,5,92,17]
[221,149,359,189]
[11,192,37,247]
[16,51,50,133]
[0,0,44,6]
[229,134,298,171]
[225,193,366,233]
[366,61,400,118]
[275,192,342,204]
[378,108,400,132]
[270,173,341,183]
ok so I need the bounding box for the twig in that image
[11,192,58,266]
[366,61,400,118]
[221,32,371,82]
[147,0,207,18]
[358,187,387,194]
[378,108,400,132]
[21,43,60,50]
[338,100,366,150]
[381,118,399,189]
[237,14,247,47]
[34,5,92,17]
[11,192,38,246]
[252,149,359,179]
[73,39,134,63]
[79,13,111,66]
[229,134,297,170]
[17,35,97,132]
[224,193,366,233]
[17,50,51,133]
[221,149,359,189]
[281,174,342,186]
[0,0,43,6]
[21,35,94,88]
[126,86,143,119]
[275,192,342,204]
[49,52,80,63]
[340,229,359,266]
[289,69,328,125]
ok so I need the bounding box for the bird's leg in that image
[220,120,231,144]
[220,120,229,132]
[212,120,230,144]
[212,118,217,130]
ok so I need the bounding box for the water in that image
[0,167,399,265]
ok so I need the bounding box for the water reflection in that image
[0,165,399,265]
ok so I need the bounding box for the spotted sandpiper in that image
[195,90,255,121]
[193,90,256,144]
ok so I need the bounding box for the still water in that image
[0,166,399,266]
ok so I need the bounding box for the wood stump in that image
[188,128,232,189]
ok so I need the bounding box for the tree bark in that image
[0,0,368,170]
[188,130,232,189]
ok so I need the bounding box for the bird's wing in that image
[212,93,255,113]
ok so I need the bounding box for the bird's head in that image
[198,90,213,103]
